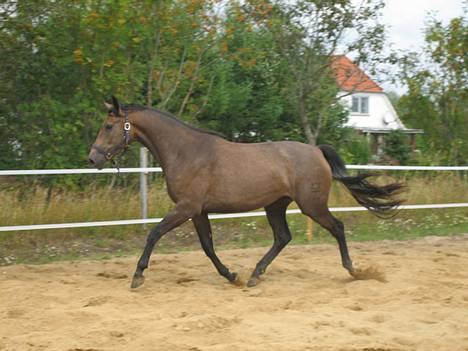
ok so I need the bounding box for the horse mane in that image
[122,104,225,139]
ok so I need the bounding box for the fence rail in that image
[1,203,467,232]
[0,167,162,176]
[1,159,467,232]
[1,165,467,176]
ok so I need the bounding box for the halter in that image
[123,109,131,145]
[91,108,131,161]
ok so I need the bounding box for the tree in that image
[197,2,293,142]
[0,0,95,172]
[397,14,467,164]
[383,130,411,165]
[256,0,388,145]
[0,0,395,184]
[0,0,224,175]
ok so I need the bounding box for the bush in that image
[384,130,411,164]
[339,132,371,165]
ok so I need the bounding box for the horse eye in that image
[105,124,113,130]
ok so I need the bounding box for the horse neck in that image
[132,110,202,172]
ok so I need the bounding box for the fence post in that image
[140,147,148,228]
[306,218,313,241]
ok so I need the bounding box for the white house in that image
[332,55,423,154]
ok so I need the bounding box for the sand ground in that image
[1,235,468,351]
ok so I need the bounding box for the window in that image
[351,97,359,112]
[351,96,369,114]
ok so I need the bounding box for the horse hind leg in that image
[298,201,355,274]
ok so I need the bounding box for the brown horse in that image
[88,97,404,288]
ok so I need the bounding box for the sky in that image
[379,0,465,92]
[382,0,464,50]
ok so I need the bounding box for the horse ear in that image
[111,95,122,115]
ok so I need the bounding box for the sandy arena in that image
[1,235,468,351]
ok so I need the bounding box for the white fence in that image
[1,157,467,232]
[2,164,468,176]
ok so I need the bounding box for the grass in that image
[0,173,467,265]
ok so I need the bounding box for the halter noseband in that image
[91,109,131,161]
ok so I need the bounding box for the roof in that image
[331,55,383,93]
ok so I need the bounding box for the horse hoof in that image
[130,275,145,289]
[229,272,238,282]
[246,276,259,288]
[229,272,243,287]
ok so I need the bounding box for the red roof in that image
[331,55,383,93]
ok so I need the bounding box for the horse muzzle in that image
[88,149,106,170]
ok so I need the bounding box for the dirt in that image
[1,235,468,351]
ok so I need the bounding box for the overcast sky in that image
[382,0,465,51]
[379,0,465,92]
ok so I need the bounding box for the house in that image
[332,55,423,155]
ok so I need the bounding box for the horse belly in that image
[204,166,290,213]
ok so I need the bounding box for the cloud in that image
[377,0,464,92]
[382,0,464,51]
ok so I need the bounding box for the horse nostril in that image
[88,158,95,165]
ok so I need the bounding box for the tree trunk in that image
[298,96,316,145]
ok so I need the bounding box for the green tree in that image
[0,0,397,184]
[398,14,467,164]
[197,2,293,142]
[0,1,96,172]
[383,130,411,165]
[0,0,224,175]
[262,0,388,145]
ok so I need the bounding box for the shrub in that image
[383,130,411,164]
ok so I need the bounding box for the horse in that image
[88,96,405,288]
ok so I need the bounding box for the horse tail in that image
[318,144,406,218]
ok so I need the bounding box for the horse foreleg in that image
[131,204,193,289]
[193,213,240,285]
[247,198,292,287]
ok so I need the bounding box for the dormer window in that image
[351,96,369,114]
